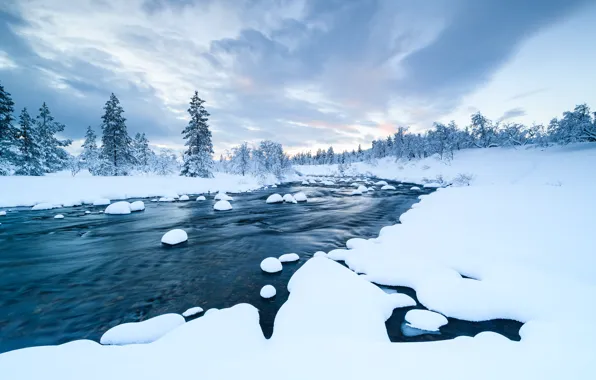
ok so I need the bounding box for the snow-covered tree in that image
[15,108,43,176]
[151,148,180,175]
[326,146,335,164]
[0,83,18,175]
[132,132,153,172]
[36,102,72,173]
[99,94,134,176]
[181,91,214,178]
[554,104,596,143]
[81,126,100,174]
[230,142,251,176]
[470,112,496,148]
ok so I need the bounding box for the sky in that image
[1,0,595,156]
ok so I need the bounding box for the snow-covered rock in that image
[161,229,188,245]
[367,187,375,192]
[410,186,421,191]
[0,210,6,216]
[357,185,368,193]
[100,313,185,345]
[178,195,190,201]
[182,307,204,318]
[279,253,299,262]
[271,184,277,188]
[62,200,82,207]
[375,180,388,186]
[158,197,175,202]
[313,251,327,258]
[351,189,363,196]
[54,214,64,219]
[322,180,334,186]
[404,310,448,332]
[204,308,219,316]
[214,192,233,201]
[294,192,307,202]
[196,196,206,201]
[214,200,233,211]
[84,211,91,214]
[92,198,111,206]
[266,194,283,204]
[387,293,417,309]
[260,285,276,299]
[260,257,282,273]
[130,201,145,212]
[351,183,360,187]
[282,194,297,204]
[151,198,158,202]
[381,185,396,190]
[301,180,309,185]
[31,203,61,211]
[104,201,132,215]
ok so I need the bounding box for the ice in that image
[404,310,448,332]
[92,198,111,206]
[260,285,276,298]
[214,200,233,211]
[279,253,299,262]
[161,229,188,245]
[130,201,145,212]
[381,185,396,190]
[410,186,421,191]
[375,180,388,186]
[54,214,64,219]
[260,257,282,273]
[294,192,308,202]
[282,194,297,203]
[158,197,175,202]
[214,192,233,201]
[100,313,185,345]
[178,195,190,201]
[104,201,132,215]
[182,307,204,318]
[196,195,206,201]
[351,189,363,196]
[266,194,283,204]
[31,202,61,210]
[357,185,368,193]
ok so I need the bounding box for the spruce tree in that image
[0,83,18,175]
[100,93,134,176]
[81,126,100,174]
[181,91,214,178]
[36,102,72,172]
[15,108,44,176]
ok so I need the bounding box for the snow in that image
[178,195,190,201]
[161,229,188,245]
[260,285,276,299]
[322,180,334,186]
[196,195,206,201]
[404,310,448,332]
[31,202,61,211]
[214,192,233,201]
[375,180,388,186]
[213,200,233,211]
[301,180,309,185]
[279,253,299,262]
[84,211,91,214]
[381,185,396,190]
[387,293,417,309]
[294,192,308,202]
[92,198,110,206]
[313,251,327,258]
[158,197,175,202]
[357,185,368,193]
[282,194,297,203]
[54,214,64,219]
[130,201,145,212]
[100,313,185,345]
[260,257,282,273]
[0,210,5,216]
[266,194,283,204]
[351,189,362,196]
[410,186,421,191]
[104,201,131,215]
[271,184,277,188]
[182,307,204,318]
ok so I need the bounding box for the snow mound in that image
[214,192,233,201]
[182,307,204,317]
[260,285,276,299]
[357,185,368,193]
[375,180,388,186]
[92,198,111,206]
[84,211,91,214]
[161,229,188,245]
[158,197,175,202]
[204,308,219,316]
[282,194,297,203]
[351,189,363,196]
[266,194,283,204]
[31,203,61,211]
[54,214,64,219]
[151,198,158,202]
[405,309,448,332]
[260,257,282,273]
[130,201,145,212]
[178,195,190,201]
[423,183,442,188]
[387,293,417,309]
[351,183,360,187]
[196,195,206,201]
[62,200,82,207]
[410,186,421,190]
[301,180,309,185]
[100,313,185,345]
[0,210,5,216]
[322,180,335,186]
[104,201,132,215]
[294,192,307,202]
[214,200,233,211]
[367,187,375,192]
[279,253,299,262]
[313,251,327,258]
[381,185,396,190]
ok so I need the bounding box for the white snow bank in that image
[182,307,204,318]
[375,180,388,186]
[31,203,61,211]
[351,189,362,196]
[381,185,396,190]
[405,310,448,332]
[161,229,188,245]
[282,194,297,203]
[294,192,307,202]
[104,201,131,215]
[54,214,64,219]
[178,195,190,201]
[322,180,334,186]
[214,192,233,201]
[196,195,206,201]
[0,210,5,216]
[266,194,283,204]
[130,201,145,212]
[214,200,233,211]
[357,185,368,193]
[260,257,282,273]
[279,253,299,262]
[100,314,185,345]
[387,293,417,309]
[260,285,276,298]
[410,186,421,191]
[92,198,110,206]
[301,180,309,185]
[158,197,175,202]
[313,251,327,258]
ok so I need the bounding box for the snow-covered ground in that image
[1,144,596,379]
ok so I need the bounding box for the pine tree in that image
[0,83,18,175]
[36,102,72,173]
[15,108,43,176]
[181,91,214,178]
[81,126,100,174]
[326,146,335,164]
[99,93,134,176]
[132,132,152,172]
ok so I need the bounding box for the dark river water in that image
[0,180,520,353]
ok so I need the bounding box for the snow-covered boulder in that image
[92,198,111,206]
[301,180,309,185]
[179,195,190,201]
[282,194,297,204]
[351,183,360,187]
[204,308,219,316]
[104,201,132,215]
[0,211,6,216]
[214,200,233,211]
[387,293,417,309]
[84,211,91,214]
[31,203,61,211]
[260,285,276,299]
[322,180,334,186]
[214,192,233,201]
[279,253,299,262]
[151,198,158,202]
[367,187,375,192]
[159,197,175,202]
[266,194,283,204]
[410,186,421,191]
[161,229,188,245]
[351,189,363,196]
[271,184,277,188]
[375,180,388,186]
[381,185,396,190]
[404,309,448,332]
[313,251,327,258]
[54,214,64,219]
[130,201,145,212]
[357,185,368,193]
[182,307,204,317]
[100,313,185,345]
[260,257,282,273]
[196,195,206,201]
[294,192,308,202]
[62,200,82,207]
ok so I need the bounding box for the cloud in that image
[497,107,526,123]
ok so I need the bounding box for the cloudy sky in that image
[1,0,595,156]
